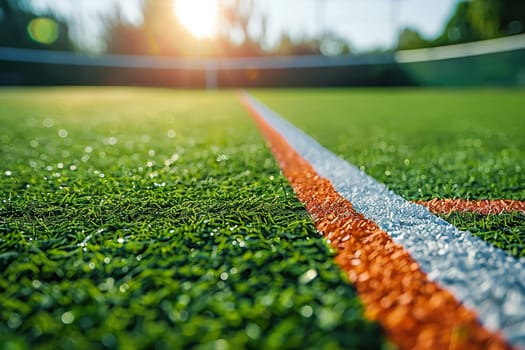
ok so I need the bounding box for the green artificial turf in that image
[252,88,525,256]
[440,212,525,258]
[0,88,383,349]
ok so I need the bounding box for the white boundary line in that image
[243,92,525,349]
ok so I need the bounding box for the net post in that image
[205,61,218,89]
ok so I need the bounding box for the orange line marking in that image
[242,97,512,350]
[416,199,525,216]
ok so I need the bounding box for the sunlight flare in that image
[174,0,219,39]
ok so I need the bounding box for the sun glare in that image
[174,0,219,39]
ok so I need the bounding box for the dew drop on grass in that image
[216,154,229,162]
[300,305,314,318]
[299,269,318,284]
[167,129,176,138]
[119,283,129,293]
[42,118,54,128]
[103,257,111,264]
[220,272,229,281]
[61,311,74,324]
[7,314,22,329]
[245,323,261,340]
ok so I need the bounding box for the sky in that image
[260,0,461,51]
[29,0,461,53]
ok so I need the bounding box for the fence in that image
[1,34,524,87]
[396,33,525,86]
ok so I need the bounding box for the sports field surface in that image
[1,87,524,349]
[252,89,525,258]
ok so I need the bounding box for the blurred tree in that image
[275,34,320,56]
[216,0,265,56]
[103,0,351,57]
[105,0,197,56]
[319,32,351,56]
[275,32,351,56]
[217,0,351,56]
[431,1,480,46]
[0,0,73,50]
[106,0,267,57]
[468,0,525,38]
[397,0,525,50]
[396,27,429,50]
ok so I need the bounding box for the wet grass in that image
[0,87,383,349]
[252,88,525,256]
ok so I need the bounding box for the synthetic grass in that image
[251,89,524,200]
[439,212,525,258]
[251,88,524,256]
[244,97,512,350]
[0,88,383,349]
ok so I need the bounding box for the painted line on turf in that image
[240,93,525,350]
[241,94,511,350]
[416,199,525,216]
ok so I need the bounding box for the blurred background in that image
[1,0,524,87]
